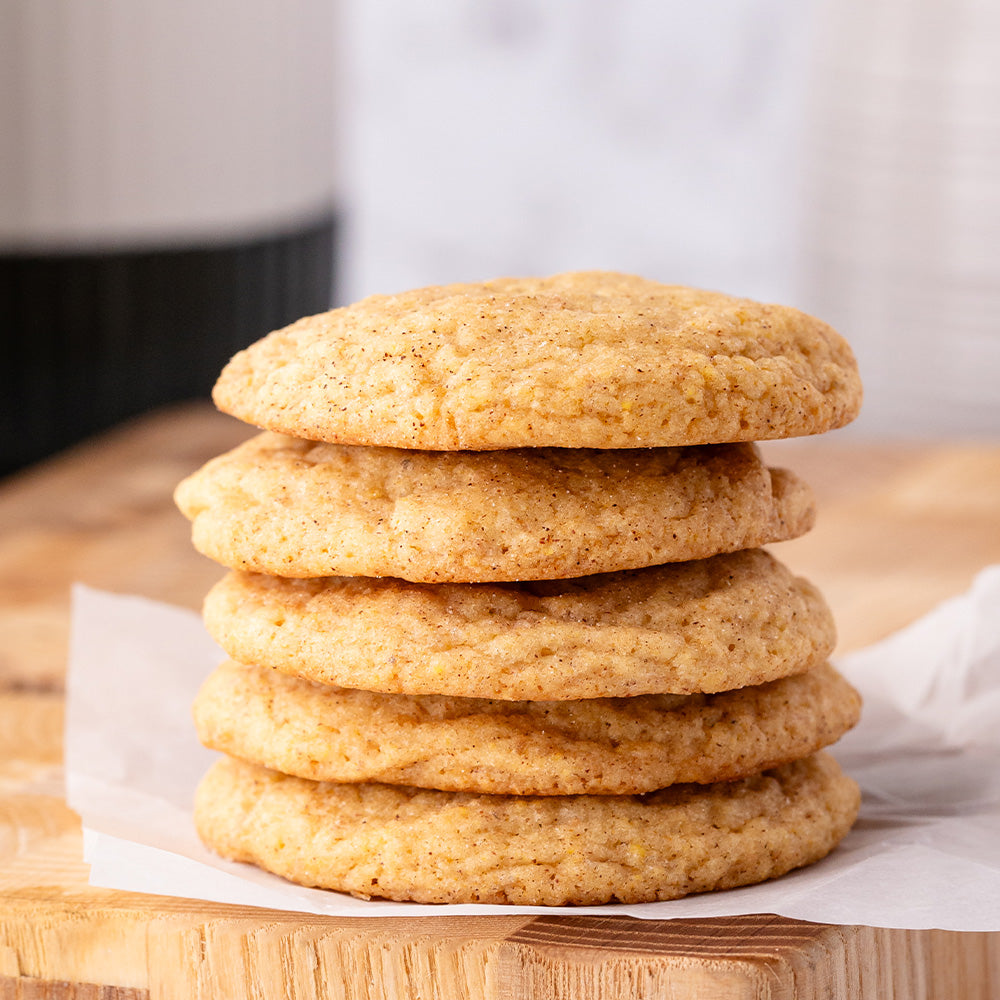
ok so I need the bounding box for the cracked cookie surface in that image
[175,436,814,582]
[193,662,860,795]
[203,549,834,698]
[194,752,860,905]
[213,272,862,449]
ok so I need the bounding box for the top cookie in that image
[213,272,862,450]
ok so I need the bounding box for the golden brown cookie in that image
[213,272,862,450]
[193,661,860,795]
[175,435,815,583]
[194,752,860,905]
[203,549,834,698]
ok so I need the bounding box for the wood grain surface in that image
[2,403,1000,999]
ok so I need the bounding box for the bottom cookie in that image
[194,752,860,906]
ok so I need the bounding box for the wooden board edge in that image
[0,975,148,1000]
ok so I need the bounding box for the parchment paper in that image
[64,568,1000,929]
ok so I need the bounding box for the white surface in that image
[65,571,1000,930]
[341,0,816,307]
[0,0,337,247]
[796,0,1000,439]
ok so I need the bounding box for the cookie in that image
[203,549,834,699]
[194,752,860,905]
[174,436,815,583]
[193,661,860,795]
[212,272,862,450]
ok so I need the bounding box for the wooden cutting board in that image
[2,403,1000,999]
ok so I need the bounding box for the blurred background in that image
[2,0,999,476]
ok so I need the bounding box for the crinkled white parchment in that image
[64,568,1000,929]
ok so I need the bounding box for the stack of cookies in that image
[175,272,864,906]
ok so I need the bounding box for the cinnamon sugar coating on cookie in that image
[193,662,860,795]
[213,272,862,450]
[203,549,834,698]
[175,435,815,583]
[194,752,860,905]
